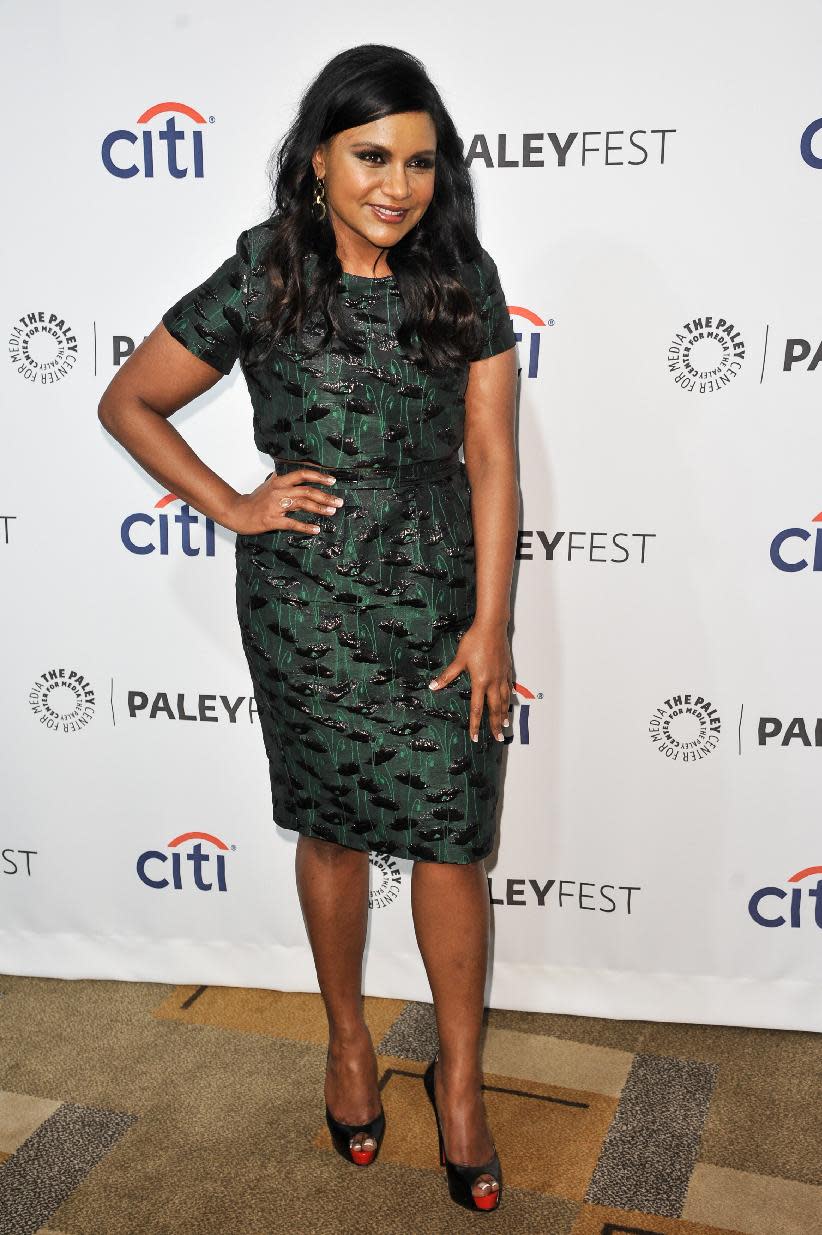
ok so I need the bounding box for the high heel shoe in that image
[422,1054,502,1212]
[325,1103,386,1166]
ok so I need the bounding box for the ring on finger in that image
[280,496,293,508]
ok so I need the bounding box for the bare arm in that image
[462,344,519,628]
[428,344,519,743]
[97,325,342,534]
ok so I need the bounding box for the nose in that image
[382,162,412,200]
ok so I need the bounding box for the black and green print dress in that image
[162,220,516,864]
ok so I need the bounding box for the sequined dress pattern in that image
[162,221,516,863]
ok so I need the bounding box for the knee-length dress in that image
[162,220,516,864]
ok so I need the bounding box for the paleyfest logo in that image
[649,693,721,762]
[9,312,78,384]
[29,668,95,734]
[102,101,211,179]
[668,315,745,394]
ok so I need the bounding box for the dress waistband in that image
[270,453,463,489]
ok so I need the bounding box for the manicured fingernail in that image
[428,679,439,690]
[325,477,336,484]
[503,718,510,726]
[496,734,504,742]
[324,506,336,514]
[472,733,478,742]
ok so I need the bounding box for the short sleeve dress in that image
[162,220,517,864]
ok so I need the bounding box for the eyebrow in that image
[349,141,437,157]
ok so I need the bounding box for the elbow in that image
[98,379,126,432]
[97,392,115,431]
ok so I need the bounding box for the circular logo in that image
[649,693,720,761]
[667,314,745,394]
[9,312,78,384]
[29,668,96,733]
[368,853,402,909]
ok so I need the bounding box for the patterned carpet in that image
[0,974,820,1234]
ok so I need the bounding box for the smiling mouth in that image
[369,204,408,221]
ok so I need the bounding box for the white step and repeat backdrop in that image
[3,2,821,1032]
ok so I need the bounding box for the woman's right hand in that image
[227,468,344,536]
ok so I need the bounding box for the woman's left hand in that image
[428,620,513,743]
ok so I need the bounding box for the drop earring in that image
[312,175,327,221]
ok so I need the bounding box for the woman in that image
[98,44,518,1214]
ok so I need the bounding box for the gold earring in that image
[312,176,327,221]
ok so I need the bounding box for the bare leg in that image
[411,857,499,1201]
[294,833,381,1153]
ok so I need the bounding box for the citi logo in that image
[748,865,822,929]
[510,681,540,743]
[770,509,822,572]
[800,117,822,168]
[509,307,551,379]
[137,831,232,892]
[102,101,210,179]
[121,492,216,557]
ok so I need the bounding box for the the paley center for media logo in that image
[668,315,745,394]
[9,312,78,384]
[649,693,721,762]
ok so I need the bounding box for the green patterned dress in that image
[162,220,516,863]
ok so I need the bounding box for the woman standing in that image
[99,44,518,1214]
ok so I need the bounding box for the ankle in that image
[327,1021,371,1049]
[436,1057,484,1092]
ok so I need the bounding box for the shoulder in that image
[236,219,275,270]
[453,244,504,300]
[230,218,275,276]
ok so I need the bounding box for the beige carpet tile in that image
[481,1026,635,1097]
[47,1036,343,1235]
[312,1055,617,1201]
[643,1021,822,1186]
[0,1090,61,1153]
[153,983,406,1048]
[570,1203,748,1234]
[488,1006,652,1052]
[683,1163,822,1235]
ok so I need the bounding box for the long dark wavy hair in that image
[248,44,488,372]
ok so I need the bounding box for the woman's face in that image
[312,111,437,268]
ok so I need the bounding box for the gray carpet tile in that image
[585,1052,717,1217]
[0,1101,137,1235]
[376,1000,439,1060]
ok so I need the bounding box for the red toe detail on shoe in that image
[473,1188,499,1210]
[350,1145,376,1165]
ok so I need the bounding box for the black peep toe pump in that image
[423,1054,502,1212]
[325,1101,386,1166]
